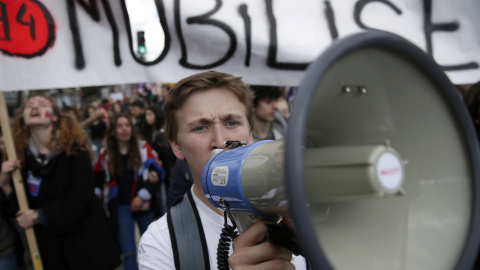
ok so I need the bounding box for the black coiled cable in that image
[217,203,238,270]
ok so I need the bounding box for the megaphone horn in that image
[202,30,480,270]
[287,30,480,270]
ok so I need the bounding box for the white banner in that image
[0,0,479,91]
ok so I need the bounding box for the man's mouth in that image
[30,112,40,117]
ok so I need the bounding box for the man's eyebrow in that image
[186,117,212,128]
[219,113,243,121]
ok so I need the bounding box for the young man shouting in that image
[138,71,306,269]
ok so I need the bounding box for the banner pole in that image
[0,93,43,270]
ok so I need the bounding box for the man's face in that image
[23,96,57,127]
[253,98,278,122]
[115,116,133,143]
[170,87,253,183]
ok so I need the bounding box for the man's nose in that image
[211,126,226,150]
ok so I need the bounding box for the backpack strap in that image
[167,190,210,270]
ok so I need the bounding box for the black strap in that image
[167,190,210,270]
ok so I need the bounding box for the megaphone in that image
[202,30,480,269]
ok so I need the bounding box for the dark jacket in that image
[1,148,121,270]
[166,159,193,209]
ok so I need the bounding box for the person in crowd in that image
[94,113,164,270]
[62,106,82,123]
[158,83,171,111]
[139,105,176,217]
[138,71,306,269]
[129,100,146,132]
[277,87,291,121]
[79,104,104,129]
[250,85,288,142]
[100,98,111,123]
[110,101,126,118]
[0,207,17,270]
[85,105,107,162]
[0,95,121,270]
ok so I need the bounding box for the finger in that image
[251,259,295,270]
[232,220,268,249]
[16,210,26,217]
[230,241,292,265]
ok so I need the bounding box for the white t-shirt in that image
[138,187,307,269]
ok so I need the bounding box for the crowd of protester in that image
[0,81,294,270]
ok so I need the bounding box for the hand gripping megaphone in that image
[202,30,480,270]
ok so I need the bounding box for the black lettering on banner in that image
[120,0,171,66]
[175,0,236,69]
[100,0,121,66]
[0,2,11,40]
[265,0,308,70]
[17,4,36,40]
[324,0,338,40]
[66,0,85,69]
[423,0,478,71]
[76,0,99,21]
[66,0,122,69]
[354,0,402,30]
[238,4,251,67]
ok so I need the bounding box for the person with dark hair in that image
[140,105,176,217]
[94,113,164,270]
[84,105,107,162]
[0,95,121,270]
[159,83,171,111]
[130,99,146,132]
[250,85,288,143]
[138,71,306,269]
[62,106,82,122]
[110,101,126,118]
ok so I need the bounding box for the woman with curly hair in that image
[94,113,164,270]
[0,95,121,270]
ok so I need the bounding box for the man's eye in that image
[194,126,206,132]
[226,121,237,127]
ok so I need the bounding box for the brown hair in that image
[12,95,90,162]
[164,71,254,142]
[105,113,141,176]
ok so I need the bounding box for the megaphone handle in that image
[265,221,303,256]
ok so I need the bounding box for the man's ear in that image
[169,140,185,160]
